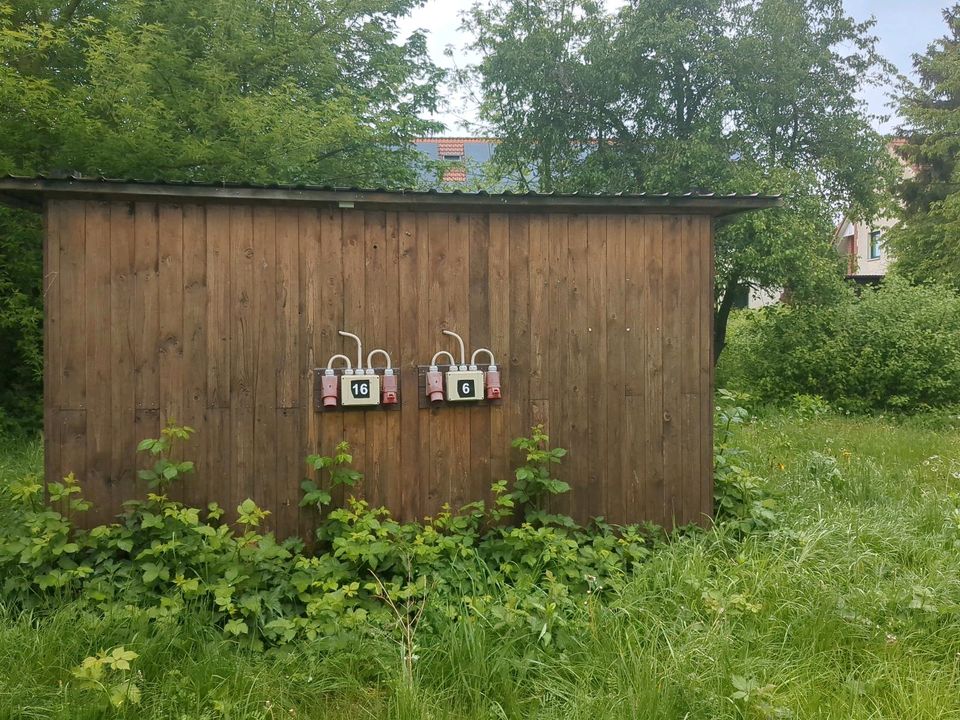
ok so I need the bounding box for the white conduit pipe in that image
[442,330,467,368]
[366,349,393,374]
[338,330,363,370]
[430,350,457,368]
[469,348,497,369]
[324,353,353,374]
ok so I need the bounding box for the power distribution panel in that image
[445,370,485,402]
[340,374,381,407]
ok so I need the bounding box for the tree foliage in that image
[887,4,960,289]
[465,0,896,357]
[0,0,442,433]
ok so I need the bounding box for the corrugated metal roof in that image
[0,175,782,218]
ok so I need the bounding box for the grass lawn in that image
[1,410,960,719]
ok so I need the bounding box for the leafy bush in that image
[0,207,42,436]
[0,424,659,650]
[722,279,960,412]
[0,413,767,650]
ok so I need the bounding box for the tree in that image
[465,0,896,359]
[0,0,443,432]
[887,4,960,289]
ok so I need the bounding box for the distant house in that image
[832,140,915,286]
[413,137,498,184]
[749,140,914,307]
[833,215,895,285]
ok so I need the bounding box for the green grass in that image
[1,411,960,719]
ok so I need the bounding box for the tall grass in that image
[1,411,959,718]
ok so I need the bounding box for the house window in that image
[442,154,462,161]
[869,230,882,260]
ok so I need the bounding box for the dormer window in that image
[442,154,462,161]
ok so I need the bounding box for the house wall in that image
[44,198,715,535]
[835,216,896,277]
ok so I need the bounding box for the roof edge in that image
[0,177,782,217]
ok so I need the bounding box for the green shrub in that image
[723,279,960,412]
[0,415,767,650]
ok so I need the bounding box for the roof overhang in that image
[0,176,782,219]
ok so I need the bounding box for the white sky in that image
[397,0,948,135]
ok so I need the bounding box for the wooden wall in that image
[43,198,714,534]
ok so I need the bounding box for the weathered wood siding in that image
[44,198,714,533]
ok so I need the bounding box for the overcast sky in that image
[397,0,949,135]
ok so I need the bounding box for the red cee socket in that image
[320,372,339,407]
[485,366,501,400]
[425,367,444,402]
[382,371,398,405]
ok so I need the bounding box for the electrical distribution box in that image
[340,374,381,407]
[445,370,485,402]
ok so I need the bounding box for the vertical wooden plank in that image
[381,213,402,512]
[276,207,300,409]
[205,204,231,409]
[701,217,715,526]
[204,204,231,512]
[585,214,607,523]
[362,211,389,506]
[275,207,300,537]
[181,205,207,508]
[680,216,702,526]
[641,216,664,527]
[662,216,683,527]
[59,201,86,410]
[487,213,511,488]
[604,215,626,525]
[253,206,278,524]
[397,211,422,520]
[447,212,471,512]
[528,215,549,403]
[340,210,366,500]
[507,214,531,446]
[157,204,185,499]
[413,212,432,519]
[565,214,589,524]
[426,212,450,515]
[205,408,229,515]
[299,207,322,535]
[317,208,344,504]
[133,202,159,413]
[276,407,302,538]
[59,410,88,502]
[84,201,112,524]
[157,205,184,457]
[546,214,569,517]
[623,215,645,525]
[468,213,492,506]
[44,202,63,483]
[108,203,136,508]
[229,204,255,515]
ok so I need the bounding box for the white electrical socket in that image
[445,370,484,401]
[340,374,380,406]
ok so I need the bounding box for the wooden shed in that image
[0,177,778,535]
